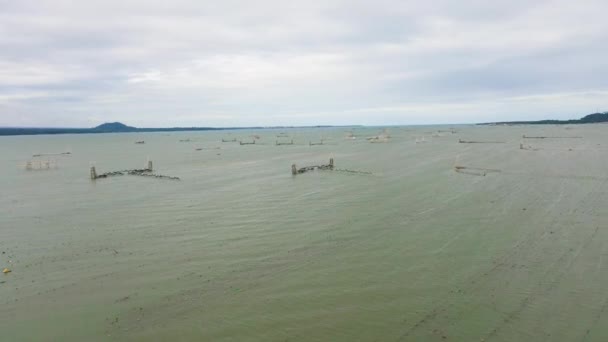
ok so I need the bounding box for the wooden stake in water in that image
[329,158,334,169]
[90,166,97,180]
[292,164,297,175]
[148,160,153,171]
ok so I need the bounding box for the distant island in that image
[480,112,608,125]
[0,122,341,136]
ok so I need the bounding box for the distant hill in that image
[93,122,137,132]
[0,122,222,136]
[482,112,608,125]
[579,112,608,123]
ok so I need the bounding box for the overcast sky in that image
[1,0,607,127]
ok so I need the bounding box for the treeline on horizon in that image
[483,112,608,125]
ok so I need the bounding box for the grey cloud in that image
[0,0,607,127]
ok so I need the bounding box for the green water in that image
[1,125,608,341]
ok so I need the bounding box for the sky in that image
[1,0,607,127]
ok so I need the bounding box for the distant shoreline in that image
[0,124,358,136]
[478,112,608,126]
[2,111,607,136]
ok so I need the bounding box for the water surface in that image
[1,125,608,341]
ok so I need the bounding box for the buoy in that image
[3,268,11,274]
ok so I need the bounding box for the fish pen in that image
[367,129,391,143]
[291,158,372,176]
[291,158,334,175]
[90,160,180,181]
[519,140,537,150]
[25,159,57,171]
[415,136,427,144]
[368,136,390,143]
[309,140,324,146]
[221,138,237,142]
[276,139,294,146]
[239,140,256,145]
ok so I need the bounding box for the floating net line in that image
[459,139,506,144]
[32,152,71,157]
[522,135,583,139]
[333,168,374,175]
[454,165,501,177]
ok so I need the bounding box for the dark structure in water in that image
[292,158,334,175]
[90,161,180,181]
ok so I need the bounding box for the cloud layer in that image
[1,0,607,127]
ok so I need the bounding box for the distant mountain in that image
[481,112,608,125]
[93,122,137,132]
